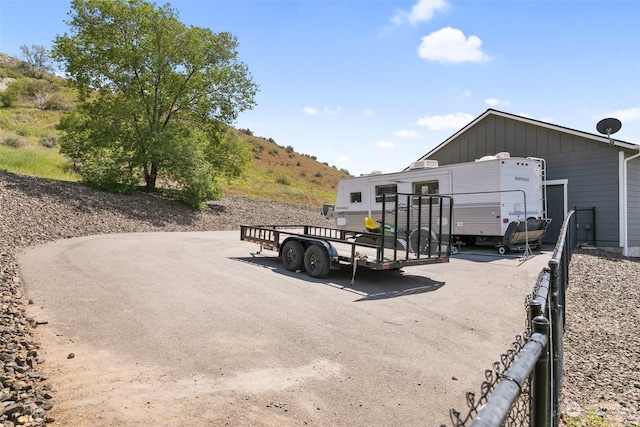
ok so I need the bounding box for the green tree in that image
[19,44,54,78]
[52,0,258,208]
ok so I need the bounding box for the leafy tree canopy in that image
[52,0,258,209]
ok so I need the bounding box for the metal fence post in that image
[531,316,550,427]
[529,300,542,332]
[548,258,561,427]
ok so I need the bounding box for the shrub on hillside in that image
[1,136,24,148]
[39,135,58,148]
[0,82,20,108]
[0,66,22,79]
[42,94,67,111]
[275,176,290,186]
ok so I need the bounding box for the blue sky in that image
[1,0,639,176]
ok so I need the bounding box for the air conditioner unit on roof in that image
[409,159,439,170]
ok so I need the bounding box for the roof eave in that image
[416,109,639,163]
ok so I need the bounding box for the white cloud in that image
[417,112,474,130]
[418,27,490,64]
[485,98,511,107]
[376,141,396,149]
[391,0,448,25]
[323,106,342,115]
[599,107,640,121]
[336,155,350,163]
[518,112,554,123]
[363,109,375,117]
[395,130,421,138]
[303,106,343,116]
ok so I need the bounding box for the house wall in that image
[426,114,621,247]
[628,155,640,249]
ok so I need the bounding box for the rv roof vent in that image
[368,170,383,175]
[409,159,439,170]
[476,155,497,162]
[495,152,511,159]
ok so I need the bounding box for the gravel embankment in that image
[561,250,640,426]
[1,170,638,426]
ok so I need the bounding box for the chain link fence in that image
[442,209,578,427]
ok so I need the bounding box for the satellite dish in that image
[596,117,622,146]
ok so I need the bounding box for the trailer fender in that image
[280,237,340,270]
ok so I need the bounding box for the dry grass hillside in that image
[226,129,348,205]
[0,52,349,207]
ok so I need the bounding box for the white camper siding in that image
[333,157,543,238]
[499,159,544,218]
[449,160,502,236]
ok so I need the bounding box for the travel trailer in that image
[325,153,550,253]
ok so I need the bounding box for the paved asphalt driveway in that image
[19,231,551,426]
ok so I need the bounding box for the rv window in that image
[350,192,362,203]
[375,184,397,203]
[412,180,439,205]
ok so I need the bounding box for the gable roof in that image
[418,109,639,161]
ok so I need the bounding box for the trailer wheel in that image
[497,246,509,255]
[282,240,304,271]
[304,245,330,278]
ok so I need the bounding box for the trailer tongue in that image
[240,193,453,280]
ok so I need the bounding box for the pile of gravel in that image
[1,170,638,426]
[561,249,640,426]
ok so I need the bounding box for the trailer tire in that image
[498,246,509,255]
[304,245,330,278]
[282,240,304,271]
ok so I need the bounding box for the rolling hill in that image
[0,52,350,207]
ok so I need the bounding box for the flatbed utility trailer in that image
[240,193,453,280]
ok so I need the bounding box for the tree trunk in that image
[145,163,158,192]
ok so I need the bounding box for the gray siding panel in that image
[426,114,623,247]
[542,150,619,247]
[628,156,640,246]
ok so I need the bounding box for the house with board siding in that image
[414,109,640,256]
